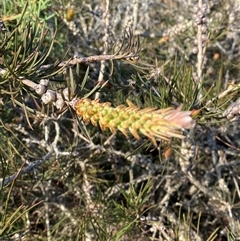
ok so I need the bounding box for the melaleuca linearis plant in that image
[2,20,195,147]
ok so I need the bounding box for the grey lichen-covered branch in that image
[0,150,53,188]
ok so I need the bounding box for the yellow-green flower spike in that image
[73,98,195,146]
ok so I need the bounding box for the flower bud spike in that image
[73,98,195,146]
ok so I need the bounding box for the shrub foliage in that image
[1,0,240,240]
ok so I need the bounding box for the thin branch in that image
[36,50,139,73]
[95,0,111,100]
[0,149,53,187]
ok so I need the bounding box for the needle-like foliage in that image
[1,0,240,240]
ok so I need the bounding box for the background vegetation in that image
[1,0,240,240]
